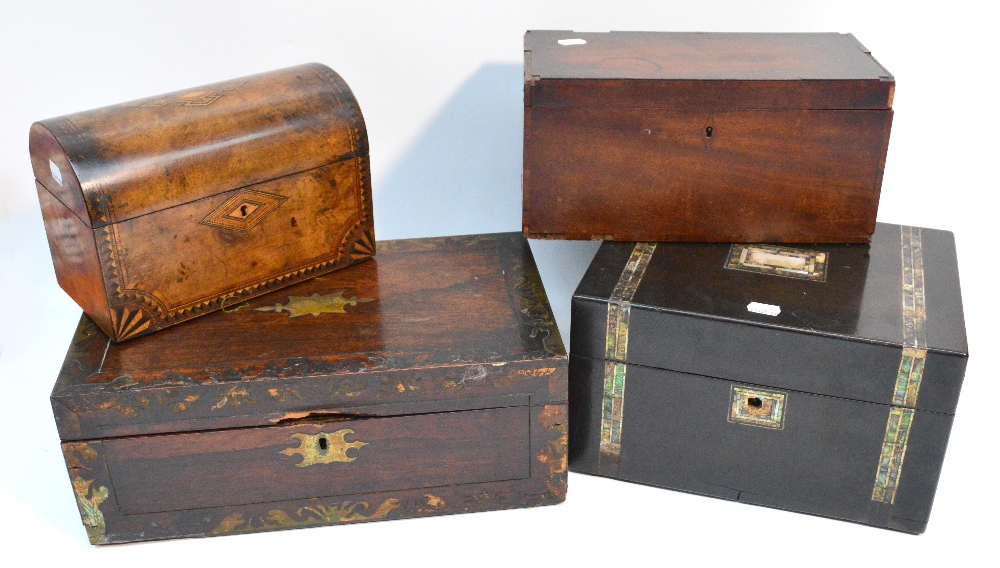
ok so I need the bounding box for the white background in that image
[0,1,996,565]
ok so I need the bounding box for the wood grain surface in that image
[53,232,568,543]
[30,63,374,341]
[523,31,894,243]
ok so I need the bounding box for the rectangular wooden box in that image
[31,63,374,342]
[523,31,894,243]
[51,233,567,544]
[568,223,967,533]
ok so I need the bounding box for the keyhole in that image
[318,436,328,451]
[705,126,713,138]
[747,397,763,408]
[240,205,248,217]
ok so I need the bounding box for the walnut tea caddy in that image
[31,63,374,341]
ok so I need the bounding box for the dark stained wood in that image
[51,232,566,440]
[52,233,568,543]
[571,223,967,414]
[523,31,895,243]
[63,404,567,544]
[568,222,967,532]
[568,356,951,534]
[30,63,374,341]
[106,406,531,515]
[525,31,893,83]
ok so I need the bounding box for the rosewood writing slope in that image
[51,233,567,544]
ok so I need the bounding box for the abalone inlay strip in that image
[598,243,656,476]
[872,226,927,504]
[900,226,927,352]
[872,407,915,504]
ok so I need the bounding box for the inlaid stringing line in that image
[598,243,656,476]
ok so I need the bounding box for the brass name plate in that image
[725,244,828,282]
[728,386,787,430]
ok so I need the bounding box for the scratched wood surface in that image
[51,233,567,440]
[31,63,373,341]
[64,403,567,544]
[523,31,894,243]
[53,232,568,544]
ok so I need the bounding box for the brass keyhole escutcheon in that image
[705,126,713,138]
[280,429,368,467]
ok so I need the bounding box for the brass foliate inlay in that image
[200,189,288,232]
[256,291,374,317]
[280,429,367,467]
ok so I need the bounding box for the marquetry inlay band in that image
[598,243,656,476]
[872,226,927,504]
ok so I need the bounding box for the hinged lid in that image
[51,233,566,441]
[30,63,367,228]
[525,31,894,110]
[571,223,967,415]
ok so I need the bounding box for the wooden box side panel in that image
[36,183,111,332]
[61,404,566,544]
[94,156,374,341]
[568,355,951,533]
[527,79,894,111]
[524,107,890,243]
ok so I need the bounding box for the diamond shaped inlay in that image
[201,190,288,232]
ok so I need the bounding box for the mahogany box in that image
[523,31,894,243]
[568,223,967,533]
[51,233,567,544]
[31,63,374,342]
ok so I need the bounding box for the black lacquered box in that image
[568,222,967,533]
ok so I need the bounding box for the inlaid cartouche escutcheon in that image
[31,63,375,342]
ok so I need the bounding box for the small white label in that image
[558,38,587,46]
[747,302,781,316]
[49,159,63,186]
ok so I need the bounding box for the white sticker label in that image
[558,38,587,46]
[747,302,781,316]
[49,159,63,186]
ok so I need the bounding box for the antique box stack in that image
[36,31,970,545]
[31,63,374,341]
[532,31,970,533]
[36,67,568,544]
[52,233,567,544]
[523,31,894,243]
